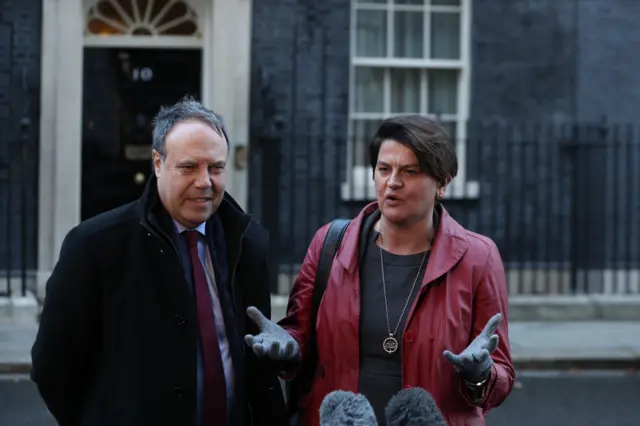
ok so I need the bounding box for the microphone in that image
[319,390,378,426]
[385,387,447,426]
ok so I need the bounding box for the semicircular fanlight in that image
[86,0,199,37]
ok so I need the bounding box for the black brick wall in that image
[0,0,41,272]
[251,0,640,272]
[466,0,640,270]
[575,0,640,123]
[248,0,351,264]
[470,0,578,122]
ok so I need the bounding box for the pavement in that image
[2,300,640,373]
[2,296,640,426]
[2,371,640,426]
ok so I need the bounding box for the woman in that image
[244,115,514,426]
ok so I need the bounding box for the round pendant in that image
[383,336,399,354]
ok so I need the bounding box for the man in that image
[31,97,286,426]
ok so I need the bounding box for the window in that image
[84,0,202,48]
[344,0,477,200]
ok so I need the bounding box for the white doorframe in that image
[37,0,85,296]
[204,0,252,210]
[36,0,252,297]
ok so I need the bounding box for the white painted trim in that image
[37,0,58,276]
[354,2,461,13]
[83,35,203,48]
[453,0,472,190]
[200,0,213,108]
[505,269,640,296]
[352,57,465,69]
[350,112,459,121]
[37,0,84,279]
[202,0,252,210]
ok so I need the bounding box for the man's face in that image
[153,119,228,228]
[374,139,445,227]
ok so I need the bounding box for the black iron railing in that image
[254,120,640,297]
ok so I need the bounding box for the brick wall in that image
[0,0,41,272]
[466,0,640,270]
[248,0,351,264]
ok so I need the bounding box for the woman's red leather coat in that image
[279,203,514,426]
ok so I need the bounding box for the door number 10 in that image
[132,67,153,82]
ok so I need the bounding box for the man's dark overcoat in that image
[31,176,287,426]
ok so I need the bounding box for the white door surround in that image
[36,0,252,296]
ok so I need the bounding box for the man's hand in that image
[244,306,300,362]
[443,313,502,383]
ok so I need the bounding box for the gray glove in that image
[244,306,300,362]
[443,313,502,383]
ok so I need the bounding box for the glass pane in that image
[395,0,424,4]
[155,1,198,35]
[356,10,388,57]
[431,0,460,5]
[430,12,460,59]
[87,18,126,35]
[354,67,385,113]
[357,0,386,3]
[428,70,458,115]
[390,68,421,113]
[350,119,383,166]
[393,11,424,58]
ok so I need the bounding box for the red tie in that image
[184,230,227,425]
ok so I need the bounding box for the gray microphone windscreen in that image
[319,390,378,426]
[385,387,447,426]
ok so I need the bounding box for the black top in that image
[358,230,429,425]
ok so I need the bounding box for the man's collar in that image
[173,219,207,236]
[139,174,252,241]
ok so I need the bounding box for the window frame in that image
[343,0,478,201]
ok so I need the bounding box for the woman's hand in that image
[244,306,301,362]
[442,313,502,383]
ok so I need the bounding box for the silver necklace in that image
[379,241,428,355]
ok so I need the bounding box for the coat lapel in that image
[336,202,468,285]
[420,206,469,289]
[335,202,379,274]
[401,205,469,329]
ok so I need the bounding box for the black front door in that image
[81,47,202,220]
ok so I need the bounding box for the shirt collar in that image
[173,219,207,237]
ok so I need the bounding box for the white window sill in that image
[340,177,480,201]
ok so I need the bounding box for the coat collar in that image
[336,202,469,287]
[139,174,251,241]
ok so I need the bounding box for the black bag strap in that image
[305,219,350,377]
[286,219,350,419]
[310,219,351,323]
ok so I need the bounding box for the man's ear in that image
[152,150,163,177]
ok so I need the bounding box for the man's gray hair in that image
[152,95,228,160]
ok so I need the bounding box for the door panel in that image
[81,47,202,220]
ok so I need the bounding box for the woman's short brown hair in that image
[369,115,458,187]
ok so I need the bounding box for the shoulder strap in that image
[286,219,351,415]
[310,219,351,320]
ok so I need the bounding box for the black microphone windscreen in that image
[319,390,378,426]
[385,387,447,426]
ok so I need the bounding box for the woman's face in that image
[374,139,445,227]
